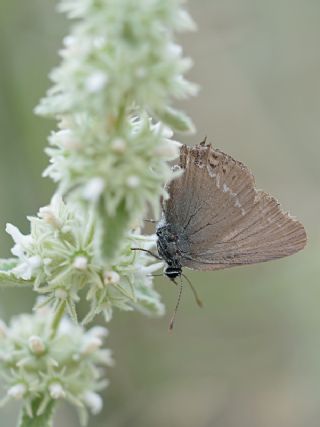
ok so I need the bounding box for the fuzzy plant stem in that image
[50,301,66,339]
[18,399,55,427]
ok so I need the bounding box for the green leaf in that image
[0,258,33,288]
[0,258,18,271]
[155,107,195,133]
[18,398,55,427]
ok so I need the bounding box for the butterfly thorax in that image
[156,219,189,280]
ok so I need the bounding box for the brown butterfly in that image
[157,141,307,281]
[134,141,307,329]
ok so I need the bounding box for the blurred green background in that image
[1,0,320,426]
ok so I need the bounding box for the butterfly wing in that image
[163,143,307,271]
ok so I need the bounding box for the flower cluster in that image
[35,0,196,256]
[0,308,112,425]
[0,0,197,424]
[44,116,181,225]
[6,195,164,323]
[37,0,196,120]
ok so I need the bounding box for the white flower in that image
[57,115,73,129]
[6,223,32,257]
[87,326,108,339]
[61,35,90,57]
[73,256,88,271]
[49,382,66,399]
[167,42,183,58]
[55,288,68,300]
[138,262,164,275]
[38,205,62,228]
[92,36,107,49]
[81,336,102,355]
[176,9,197,31]
[82,177,105,201]
[103,271,120,285]
[29,256,42,269]
[11,255,41,281]
[126,175,140,188]
[83,391,103,415]
[111,138,127,153]
[154,140,181,160]
[51,129,81,150]
[85,71,108,93]
[63,35,76,47]
[152,122,173,139]
[28,335,45,354]
[0,309,112,417]
[8,384,26,400]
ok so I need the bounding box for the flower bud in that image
[8,383,26,400]
[53,129,80,150]
[49,382,66,399]
[81,336,102,355]
[167,42,182,57]
[85,71,108,93]
[111,138,126,153]
[83,391,103,414]
[93,36,107,49]
[73,256,88,271]
[38,206,62,228]
[55,288,68,300]
[82,177,105,202]
[126,175,140,188]
[88,326,108,339]
[154,141,180,160]
[57,115,73,129]
[63,35,76,47]
[28,256,42,269]
[28,335,45,355]
[103,271,120,285]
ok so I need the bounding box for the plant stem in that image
[18,398,55,427]
[50,301,66,339]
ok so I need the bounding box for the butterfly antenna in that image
[169,277,183,332]
[182,273,203,308]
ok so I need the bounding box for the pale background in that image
[0,1,320,426]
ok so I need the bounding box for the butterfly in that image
[134,141,307,329]
[157,141,306,281]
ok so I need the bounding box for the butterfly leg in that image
[131,247,162,260]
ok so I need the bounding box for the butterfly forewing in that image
[163,144,307,271]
